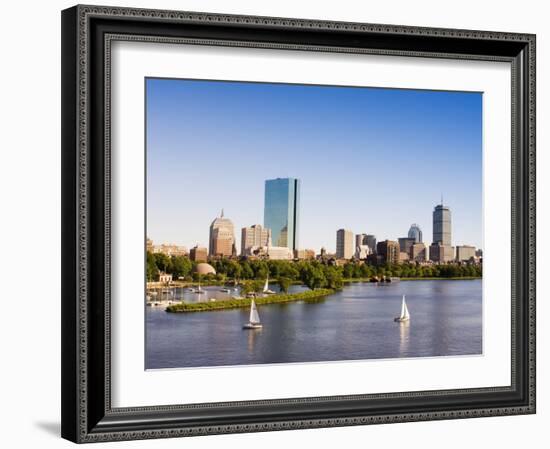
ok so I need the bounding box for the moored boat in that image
[262,275,276,294]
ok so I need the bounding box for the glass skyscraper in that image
[264,178,300,251]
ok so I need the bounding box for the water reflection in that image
[398,321,410,357]
[247,327,262,353]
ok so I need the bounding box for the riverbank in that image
[155,276,482,290]
[399,276,482,281]
[166,288,335,313]
[342,276,481,283]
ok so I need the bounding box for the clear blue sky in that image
[146,78,482,253]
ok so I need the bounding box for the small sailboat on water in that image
[195,280,205,294]
[243,299,263,329]
[263,275,276,294]
[394,295,410,322]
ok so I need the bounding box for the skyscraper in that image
[365,235,377,254]
[336,229,354,259]
[432,203,452,246]
[355,233,367,248]
[209,209,235,257]
[398,237,416,255]
[408,223,423,243]
[264,178,300,251]
[376,240,400,265]
[431,201,453,263]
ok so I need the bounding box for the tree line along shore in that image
[148,251,482,292]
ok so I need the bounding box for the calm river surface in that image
[145,279,482,369]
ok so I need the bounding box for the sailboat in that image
[394,295,410,322]
[243,299,263,329]
[195,280,205,294]
[262,275,276,294]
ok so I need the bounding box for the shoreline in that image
[162,277,482,313]
[153,276,482,290]
[165,288,335,313]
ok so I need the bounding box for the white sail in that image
[399,295,410,320]
[249,300,260,324]
[403,298,410,320]
[263,276,269,293]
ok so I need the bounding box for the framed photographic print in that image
[61,4,536,443]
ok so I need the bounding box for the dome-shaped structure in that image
[195,263,216,276]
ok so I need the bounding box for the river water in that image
[145,279,482,369]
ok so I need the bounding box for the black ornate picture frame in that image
[61,4,536,443]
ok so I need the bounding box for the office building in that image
[336,229,354,259]
[294,249,316,260]
[355,245,371,260]
[398,237,416,255]
[376,240,400,265]
[430,243,455,263]
[456,245,476,262]
[264,178,300,251]
[209,209,235,257]
[410,242,428,262]
[241,224,271,255]
[152,243,188,257]
[189,245,208,262]
[399,251,410,263]
[431,201,453,262]
[247,245,293,260]
[433,202,452,246]
[365,234,377,253]
[355,233,367,248]
[408,223,423,243]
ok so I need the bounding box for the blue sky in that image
[146,78,482,253]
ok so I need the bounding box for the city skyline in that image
[146,78,482,252]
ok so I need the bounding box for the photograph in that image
[144,78,483,369]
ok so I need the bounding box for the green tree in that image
[343,263,354,279]
[324,266,343,289]
[153,252,171,273]
[146,251,159,281]
[278,277,291,293]
[301,264,326,290]
[251,280,265,293]
[170,255,192,279]
[241,261,254,279]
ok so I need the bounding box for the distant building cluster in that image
[334,200,481,265]
[149,179,481,266]
[147,238,187,257]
